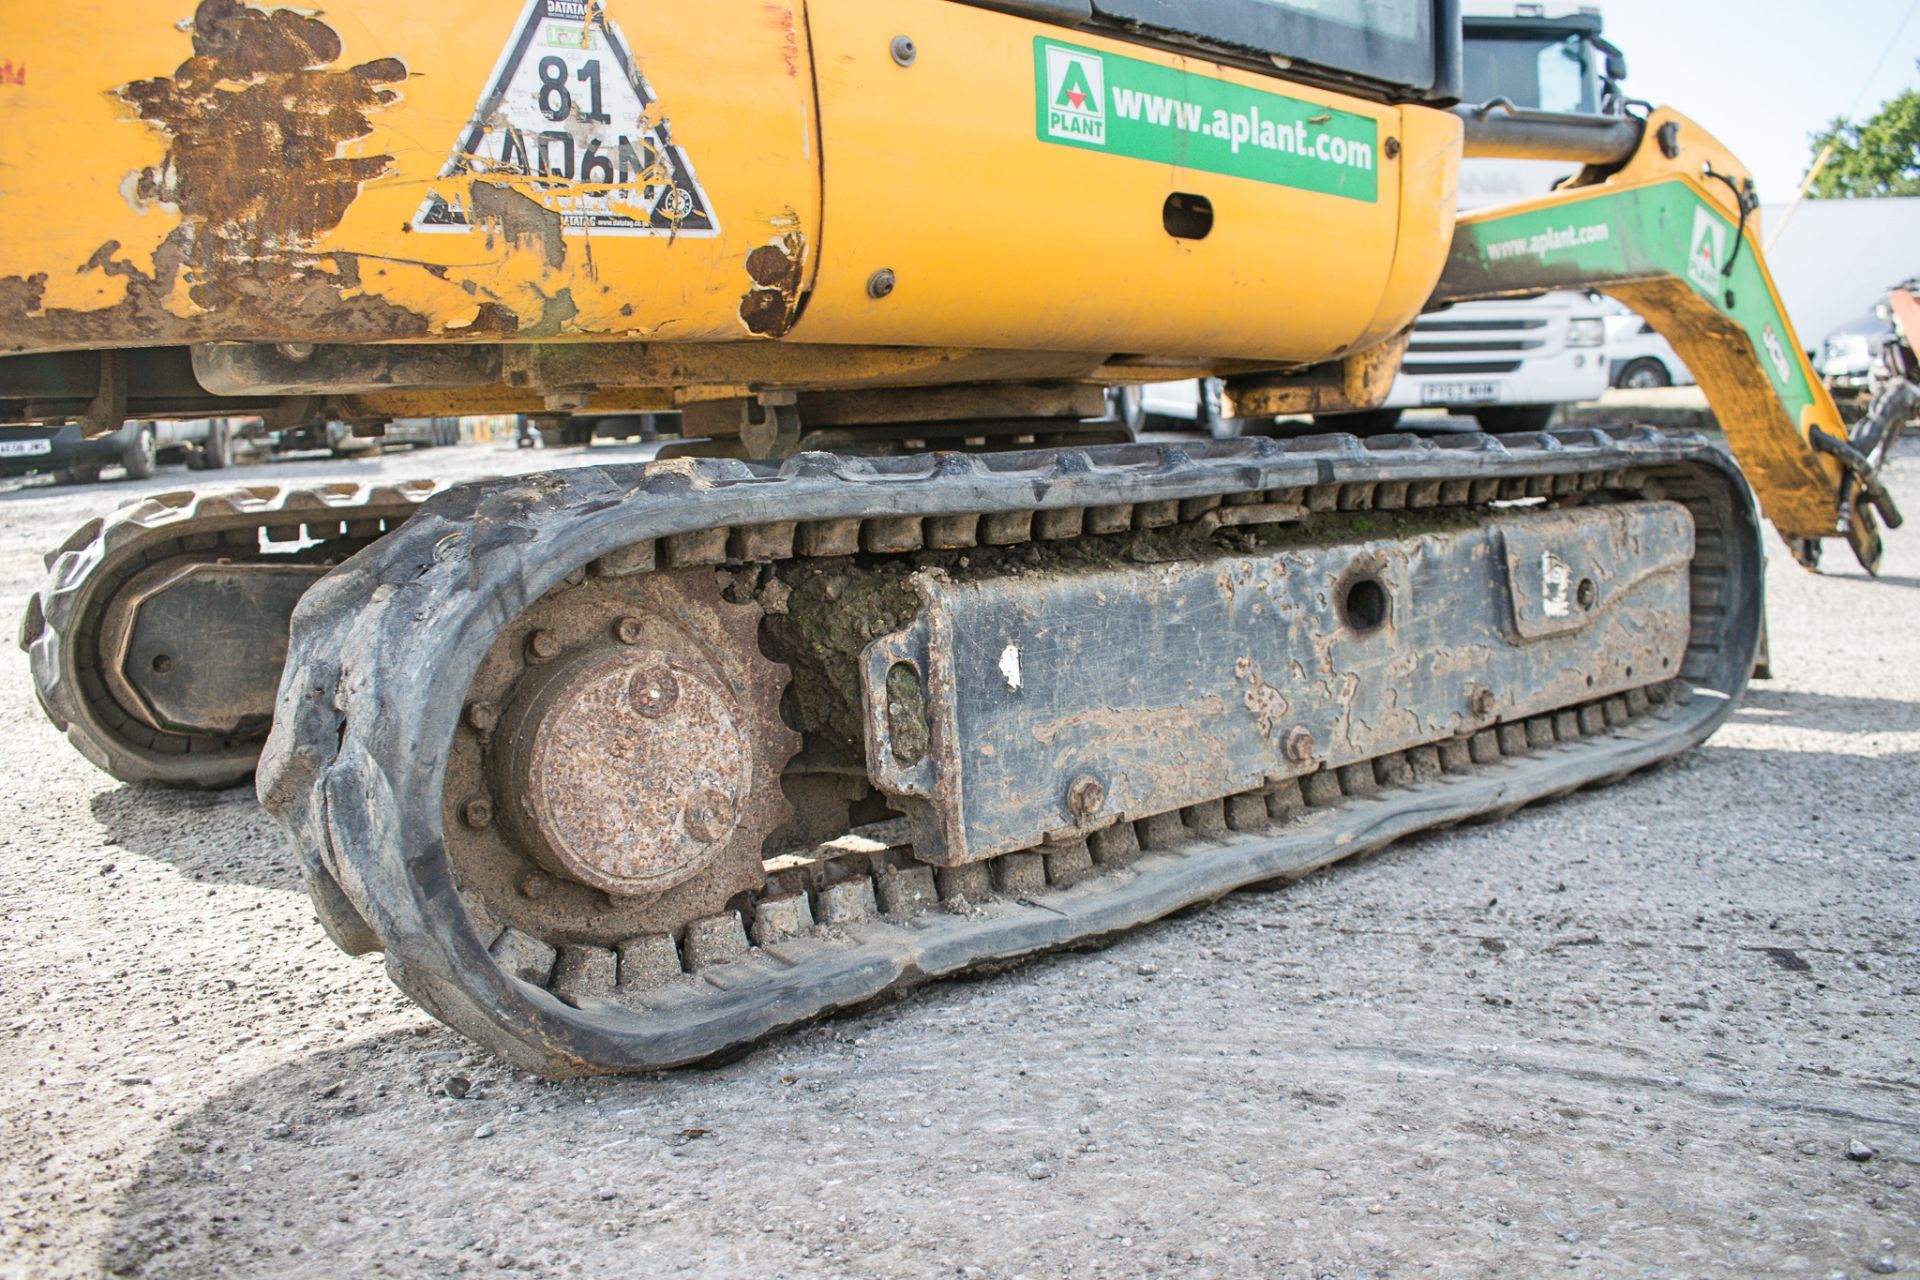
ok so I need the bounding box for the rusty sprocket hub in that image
[445,567,797,949]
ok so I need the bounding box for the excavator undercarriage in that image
[258,429,1759,1074]
[0,0,1897,1071]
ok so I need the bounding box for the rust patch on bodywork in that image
[120,0,403,254]
[0,0,442,350]
[0,275,48,318]
[469,184,567,271]
[739,233,806,337]
[763,4,801,77]
[1224,330,1411,418]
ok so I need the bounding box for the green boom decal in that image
[1033,38,1380,204]
[1441,181,1816,425]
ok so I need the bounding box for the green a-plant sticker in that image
[1443,180,1817,415]
[1687,207,1728,295]
[1032,38,1380,203]
[1044,44,1106,144]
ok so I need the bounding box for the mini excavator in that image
[5,0,1906,1072]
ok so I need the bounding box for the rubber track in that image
[21,480,441,787]
[258,429,1764,1075]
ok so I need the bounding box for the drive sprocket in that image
[441,565,799,995]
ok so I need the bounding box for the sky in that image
[1598,0,1920,201]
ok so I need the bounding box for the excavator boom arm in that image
[1434,107,1896,571]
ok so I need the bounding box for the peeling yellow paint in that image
[2,0,824,346]
[346,260,485,332]
[38,267,131,315]
[0,0,1449,367]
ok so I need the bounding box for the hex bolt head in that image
[518,870,553,900]
[1469,686,1497,719]
[682,788,734,844]
[890,34,916,66]
[614,616,645,645]
[1283,726,1317,763]
[527,629,562,661]
[1066,774,1106,821]
[867,268,896,299]
[629,667,681,718]
[466,701,499,733]
[462,797,494,829]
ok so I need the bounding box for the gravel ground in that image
[0,436,1914,1280]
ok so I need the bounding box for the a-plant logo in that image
[1688,207,1728,296]
[1044,44,1105,144]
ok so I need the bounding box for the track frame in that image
[259,428,1762,1075]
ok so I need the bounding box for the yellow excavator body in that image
[0,0,1454,366]
[0,0,1885,558]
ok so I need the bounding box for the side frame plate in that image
[861,500,1693,863]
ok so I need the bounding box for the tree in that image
[1808,82,1920,198]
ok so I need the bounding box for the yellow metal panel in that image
[1348,105,1461,353]
[0,0,822,351]
[0,0,1459,376]
[0,5,180,324]
[794,0,1423,364]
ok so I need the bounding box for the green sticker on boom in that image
[1443,182,1815,424]
[1033,38,1380,204]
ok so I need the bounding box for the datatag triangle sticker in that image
[413,0,717,237]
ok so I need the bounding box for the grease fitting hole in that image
[1341,576,1390,634]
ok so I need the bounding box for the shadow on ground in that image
[90,782,295,895]
[1730,685,1920,733]
[96,954,1916,1280]
[89,739,1920,1278]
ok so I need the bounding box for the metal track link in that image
[21,480,442,787]
[259,429,1764,1075]
[529,676,1687,1011]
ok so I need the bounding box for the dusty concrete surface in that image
[0,437,1915,1280]
[1558,388,1720,434]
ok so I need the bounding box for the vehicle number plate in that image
[0,438,52,457]
[1421,382,1501,406]
[407,0,718,238]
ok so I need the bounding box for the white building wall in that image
[1760,197,1920,349]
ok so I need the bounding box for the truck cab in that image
[1384,293,1609,432]
[1456,2,1619,207]
[1337,3,1620,434]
